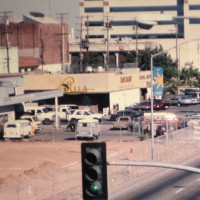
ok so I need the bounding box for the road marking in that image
[197,178,200,182]
[175,188,184,194]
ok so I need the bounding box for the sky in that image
[1,0,80,30]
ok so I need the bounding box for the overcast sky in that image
[1,0,80,29]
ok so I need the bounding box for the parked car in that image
[76,118,101,140]
[127,99,167,111]
[153,99,165,110]
[185,95,199,105]
[170,95,197,106]
[110,109,143,121]
[112,116,132,130]
[4,120,34,140]
[126,102,151,111]
[20,115,42,133]
[186,114,200,127]
[66,109,104,122]
[23,105,55,124]
[45,105,73,121]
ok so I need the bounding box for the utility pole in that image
[0,11,13,73]
[105,15,112,71]
[77,15,91,71]
[80,16,83,72]
[133,18,139,63]
[56,12,68,72]
[175,22,179,71]
[86,15,89,65]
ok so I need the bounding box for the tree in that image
[180,62,200,87]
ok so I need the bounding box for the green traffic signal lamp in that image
[81,142,108,200]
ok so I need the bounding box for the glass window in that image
[110,6,177,13]
[7,124,16,128]
[85,7,103,13]
[87,21,104,26]
[189,5,200,10]
[190,18,200,24]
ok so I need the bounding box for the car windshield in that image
[153,99,161,104]
[42,108,49,113]
[33,116,40,121]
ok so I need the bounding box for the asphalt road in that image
[110,154,200,200]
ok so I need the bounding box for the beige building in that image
[23,69,151,112]
[70,0,200,70]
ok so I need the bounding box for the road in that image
[110,154,200,200]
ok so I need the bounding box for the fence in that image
[0,126,200,199]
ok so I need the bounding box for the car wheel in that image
[43,118,51,124]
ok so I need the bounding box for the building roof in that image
[0,90,64,106]
[19,57,40,68]
[23,13,59,24]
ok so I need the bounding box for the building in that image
[69,0,200,70]
[0,75,63,138]
[23,68,151,112]
[0,12,69,73]
[0,47,19,73]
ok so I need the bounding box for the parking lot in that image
[26,103,200,142]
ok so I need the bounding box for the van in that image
[76,119,101,140]
[24,105,55,124]
[20,115,42,132]
[141,112,180,135]
[4,120,34,139]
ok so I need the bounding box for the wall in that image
[23,70,151,94]
[110,88,140,112]
[0,47,19,73]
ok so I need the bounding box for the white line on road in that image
[175,188,184,194]
[197,178,200,182]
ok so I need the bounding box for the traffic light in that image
[81,142,108,200]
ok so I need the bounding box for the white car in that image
[185,95,199,105]
[66,109,104,122]
[76,118,101,140]
[4,120,33,139]
[187,114,200,127]
[171,95,195,106]
[20,115,42,133]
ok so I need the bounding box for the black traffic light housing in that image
[81,142,108,200]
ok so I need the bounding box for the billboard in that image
[153,66,164,97]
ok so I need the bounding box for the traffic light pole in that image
[107,161,200,174]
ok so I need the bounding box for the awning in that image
[0,89,63,106]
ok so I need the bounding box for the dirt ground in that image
[0,140,137,185]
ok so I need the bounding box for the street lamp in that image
[150,38,199,161]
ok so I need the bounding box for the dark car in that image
[153,99,165,110]
[127,99,165,111]
[126,102,151,111]
[110,109,143,121]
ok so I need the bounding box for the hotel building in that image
[70,0,200,70]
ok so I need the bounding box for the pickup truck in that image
[66,109,104,122]
[45,105,73,121]
[23,105,55,124]
[112,116,133,130]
